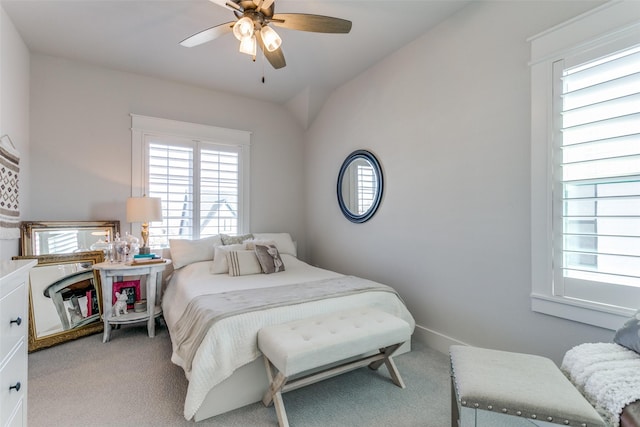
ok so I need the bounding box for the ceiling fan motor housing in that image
[234,1,275,21]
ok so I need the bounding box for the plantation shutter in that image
[146,137,240,246]
[199,147,240,236]
[553,44,640,308]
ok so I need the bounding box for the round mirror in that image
[337,150,384,223]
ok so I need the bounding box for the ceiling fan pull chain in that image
[260,45,266,84]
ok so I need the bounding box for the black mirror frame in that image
[336,149,384,223]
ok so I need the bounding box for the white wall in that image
[304,0,610,363]
[0,6,29,259]
[28,54,308,258]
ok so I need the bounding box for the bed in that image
[160,233,415,421]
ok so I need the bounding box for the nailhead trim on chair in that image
[458,399,585,426]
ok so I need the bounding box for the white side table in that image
[93,260,171,342]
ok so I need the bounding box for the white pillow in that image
[169,235,223,269]
[252,233,297,257]
[210,244,245,274]
[226,250,262,277]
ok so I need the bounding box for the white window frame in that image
[529,0,640,330]
[130,114,251,244]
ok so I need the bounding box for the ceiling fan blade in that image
[252,0,274,10]
[270,14,352,34]
[208,0,243,12]
[180,22,234,47]
[257,31,286,69]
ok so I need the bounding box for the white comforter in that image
[162,254,415,420]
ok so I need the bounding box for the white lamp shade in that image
[126,197,162,223]
[239,35,257,56]
[233,17,254,41]
[261,26,281,52]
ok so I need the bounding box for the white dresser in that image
[0,259,36,427]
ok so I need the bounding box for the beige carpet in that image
[28,323,451,426]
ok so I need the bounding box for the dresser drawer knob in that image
[9,382,21,392]
[10,317,22,326]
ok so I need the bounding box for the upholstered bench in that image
[450,345,606,427]
[258,307,412,427]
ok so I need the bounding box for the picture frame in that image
[112,280,141,309]
[12,251,105,352]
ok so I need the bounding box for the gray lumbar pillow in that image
[614,309,640,354]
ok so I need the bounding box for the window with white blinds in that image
[553,45,640,308]
[130,115,251,249]
[146,139,241,247]
[530,1,640,329]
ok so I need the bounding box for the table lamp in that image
[126,196,162,254]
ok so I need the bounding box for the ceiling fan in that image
[180,0,352,70]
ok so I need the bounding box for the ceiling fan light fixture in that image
[233,17,254,41]
[261,25,282,52]
[181,0,352,70]
[239,35,257,56]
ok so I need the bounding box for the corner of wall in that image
[284,85,331,130]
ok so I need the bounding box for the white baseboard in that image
[412,324,469,355]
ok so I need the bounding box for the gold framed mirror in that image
[20,220,120,256]
[12,251,105,352]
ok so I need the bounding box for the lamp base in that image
[139,246,151,255]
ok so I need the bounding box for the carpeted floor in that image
[28,324,451,426]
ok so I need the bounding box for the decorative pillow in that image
[252,233,297,257]
[226,250,262,277]
[169,235,223,269]
[221,233,254,245]
[254,244,285,274]
[613,309,640,354]
[210,244,245,274]
[244,239,276,250]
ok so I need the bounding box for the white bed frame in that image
[192,341,412,422]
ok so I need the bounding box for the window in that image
[131,115,251,248]
[530,1,640,329]
[554,45,640,305]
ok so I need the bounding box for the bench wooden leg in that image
[272,389,289,427]
[262,356,290,427]
[368,344,405,388]
[262,356,288,406]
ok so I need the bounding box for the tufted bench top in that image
[450,345,605,427]
[258,307,411,377]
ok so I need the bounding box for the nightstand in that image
[93,260,171,342]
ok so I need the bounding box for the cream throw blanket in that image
[561,342,640,427]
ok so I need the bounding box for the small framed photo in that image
[113,280,140,309]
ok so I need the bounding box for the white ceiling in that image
[2,0,470,105]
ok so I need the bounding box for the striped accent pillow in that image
[226,250,262,277]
